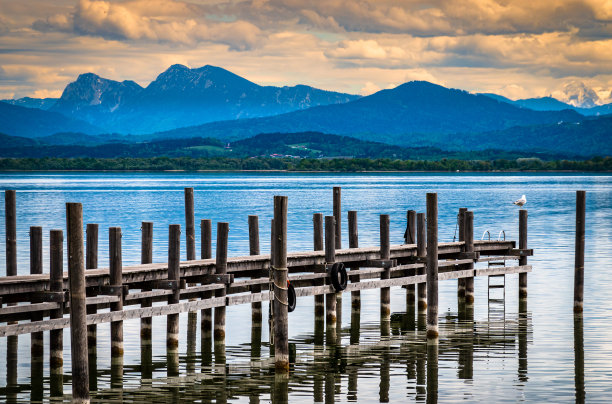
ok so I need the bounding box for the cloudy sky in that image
[1,0,612,106]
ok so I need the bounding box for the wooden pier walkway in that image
[1,188,534,402]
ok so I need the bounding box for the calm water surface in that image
[0,172,611,402]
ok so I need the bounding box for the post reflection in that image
[426,343,438,404]
[574,313,585,404]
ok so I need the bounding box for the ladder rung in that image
[488,262,506,266]
[488,285,505,289]
[488,298,505,303]
[489,274,506,277]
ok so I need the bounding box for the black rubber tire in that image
[287,281,296,313]
[330,262,347,291]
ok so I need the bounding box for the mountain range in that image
[1,64,611,157]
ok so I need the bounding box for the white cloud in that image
[360,81,381,95]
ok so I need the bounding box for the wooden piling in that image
[167,224,181,351]
[86,223,98,354]
[249,215,262,323]
[49,229,64,397]
[200,219,213,338]
[325,216,337,326]
[5,190,17,276]
[66,202,89,403]
[29,226,44,358]
[519,209,529,300]
[214,222,229,342]
[333,187,341,249]
[29,226,44,401]
[313,213,325,319]
[406,210,417,307]
[380,214,391,321]
[348,210,360,309]
[140,222,153,340]
[109,227,124,362]
[426,193,439,340]
[417,213,427,313]
[273,196,289,371]
[574,190,586,312]
[457,208,467,299]
[464,211,475,304]
[185,188,196,260]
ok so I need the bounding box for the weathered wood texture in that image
[464,211,475,304]
[273,196,289,371]
[518,209,529,300]
[313,213,325,318]
[140,222,153,339]
[457,208,467,297]
[214,222,229,341]
[417,212,427,312]
[200,219,213,338]
[110,227,124,358]
[426,193,439,339]
[5,190,17,277]
[405,210,417,306]
[29,226,43,358]
[574,191,585,312]
[85,223,98,349]
[380,215,391,319]
[348,210,360,308]
[167,224,181,350]
[49,229,63,393]
[325,216,336,324]
[249,215,262,322]
[333,187,341,250]
[66,202,89,403]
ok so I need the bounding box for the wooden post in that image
[66,202,89,403]
[457,208,467,299]
[380,214,391,321]
[30,226,44,401]
[167,224,181,352]
[348,211,360,309]
[417,213,427,313]
[30,226,44,357]
[49,229,64,397]
[214,222,229,342]
[313,213,325,320]
[86,223,98,357]
[574,190,586,312]
[464,211,475,304]
[200,219,213,338]
[273,196,289,371]
[426,193,439,340]
[325,216,337,326]
[333,187,341,250]
[109,227,124,362]
[140,222,153,340]
[406,210,417,307]
[249,215,262,323]
[185,188,196,260]
[5,190,17,276]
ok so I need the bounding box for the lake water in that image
[1,172,611,402]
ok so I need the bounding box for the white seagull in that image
[513,194,527,207]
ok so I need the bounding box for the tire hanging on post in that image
[287,280,296,313]
[330,262,347,291]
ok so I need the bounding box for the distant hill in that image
[1,97,57,110]
[152,81,584,147]
[48,64,360,133]
[430,115,612,156]
[0,101,102,137]
[481,93,612,116]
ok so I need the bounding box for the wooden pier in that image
[0,188,535,402]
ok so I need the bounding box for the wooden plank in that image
[475,265,532,277]
[0,302,60,316]
[227,291,271,306]
[438,259,474,267]
[508,248,534,257]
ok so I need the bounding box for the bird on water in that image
[513,195,526,207]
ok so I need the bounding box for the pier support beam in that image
[30,226,44,401]
[348,211,360,310]
[109,227,124,370]
[249,215,262,323]
[167,224,181,376]
[519,209,529,300]
[200,219,213,339]
[417,213,427,313]
[273,196,289,371]
[574,191,586,312]
[66,202,89,403]
[464,211,475,304]
[49,229,64,397]
[333,187,342,310]
[5,190,17,277]
[380,214,391,322]
[457,208,467,300]
[325,216,337,327]
[85,223,98,390]
[214,222,229,342]
[140,222,153,340]
[426,193,439,341]
[313,213,325,321]
[405,210,417,307]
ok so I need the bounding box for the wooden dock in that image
[1,188,534,402]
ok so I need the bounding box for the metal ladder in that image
[484,231,507,320]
